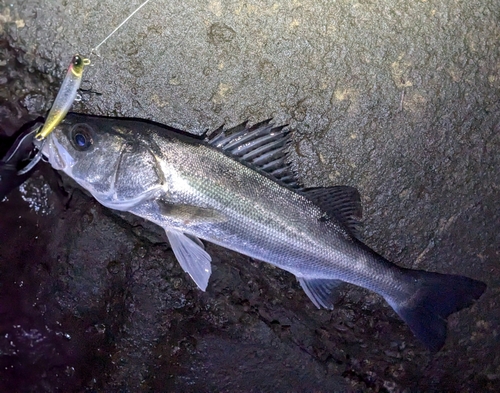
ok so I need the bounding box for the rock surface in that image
[1,0,499,391]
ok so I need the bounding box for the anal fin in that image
[297,277,344,309]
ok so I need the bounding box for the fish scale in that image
[156,142,377,285]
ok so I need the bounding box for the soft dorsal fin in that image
[206,120,300,189]
[303,186,363,237]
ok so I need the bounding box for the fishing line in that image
[91,0,154,55]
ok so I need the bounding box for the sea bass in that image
[38,113,486,351]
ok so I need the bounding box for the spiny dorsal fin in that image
[303,186,363,237]
[205,120,301,189]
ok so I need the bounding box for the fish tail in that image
[388,269,486,352]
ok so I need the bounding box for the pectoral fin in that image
[158,200,226,225]
[165,229,212,291]
[297,277,344,309]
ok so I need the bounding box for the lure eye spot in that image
[70,124,94,151]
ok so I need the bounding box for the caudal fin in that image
[390,270,486,352]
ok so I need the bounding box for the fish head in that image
[39,113,163,209]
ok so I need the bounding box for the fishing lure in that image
[34,0,154,141]
[35,54,90,141]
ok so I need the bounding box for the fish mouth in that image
[38,134,75,171]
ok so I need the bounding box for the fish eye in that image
[70,124,94,151]
[73,55,82,66]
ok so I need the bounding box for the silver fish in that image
[39,113,486,351]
